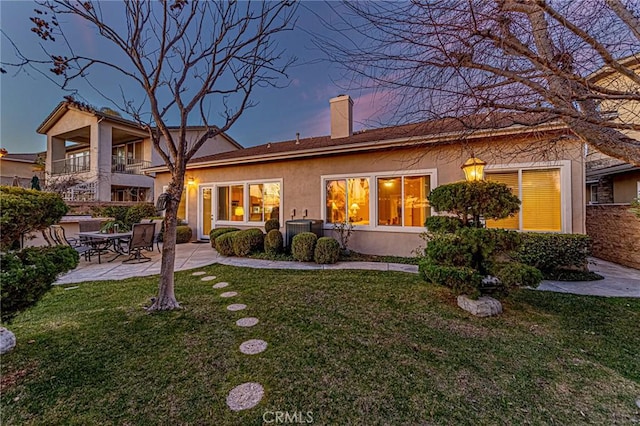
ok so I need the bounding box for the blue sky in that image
[0,1,387,154]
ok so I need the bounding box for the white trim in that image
[320,168,438,233]
[485,160,572,233]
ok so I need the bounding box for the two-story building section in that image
[37,99,242,202]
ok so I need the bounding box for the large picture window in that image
[326,178,370,225]
[377,175,430,227]
[215,180,281,223]
[486,168,562,232]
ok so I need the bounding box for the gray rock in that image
[0,327,16,354]
[457,295,503,317]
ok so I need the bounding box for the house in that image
[0,150,43,188]
[585,54,640,204]
[37,99,242,202]
[148,95,587,257]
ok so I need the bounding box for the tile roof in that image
[186,112,562,166]
[1,153,40,162]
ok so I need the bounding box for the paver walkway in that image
[55,242,640,298]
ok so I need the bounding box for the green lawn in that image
[2,266,639,425]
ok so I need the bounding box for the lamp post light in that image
[461,157,486,182]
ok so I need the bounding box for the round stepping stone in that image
[236,317,259,327]
[226,382,264,411]
[200,275,217,281]
[192,271,206,276]
[239,339,267,355]
[212,282,229,289]
[227,304,247,311]
[220,291,237,298]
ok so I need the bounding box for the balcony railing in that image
[111,157,151,175]
[52,156,91,175]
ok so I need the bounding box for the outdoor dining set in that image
[43,220,162,264]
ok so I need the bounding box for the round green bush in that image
[233,228,265,257]
[216,231,240,256]
[124,202,158,227]
[1,246,79,323]
[209,227,240,249]
[292,232,318,262]
[425,216,463,233]
[265,218,280,233]
[176,225,193,244]
[314,237,340,264]
[264,229,284,255]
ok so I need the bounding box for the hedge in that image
[314,237,340,264]
[492,262,543,290]
[1,246,79,323]
[209,227,240,249]
[515,233,590,273]
[419,260,483,299]
[265,219,280,233]
[292,232,318,262]
[216,231,240,256]
[233,228,265,257]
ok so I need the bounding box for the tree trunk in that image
[148,177,183,311]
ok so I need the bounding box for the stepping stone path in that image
[226,382,264,411]
[236,317,259,327]
[227,304,246,311]
[213,281,267,411]
[200,275,217,281]
[239,339,267,355]
[212,282,229,289]
[192,271,207,276]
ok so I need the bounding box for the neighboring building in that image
[0,151,43,188]
[585,55,640,204]
[37,99,242,202]
[149,95,587,256]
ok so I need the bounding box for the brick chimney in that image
[330,95,353,139]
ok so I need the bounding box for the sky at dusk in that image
[0,1,388,154]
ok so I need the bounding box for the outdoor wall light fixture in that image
[187,176,195,185]
[461,156,486,182]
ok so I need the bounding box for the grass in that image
[2,266,639,425]
[249,250,420,265]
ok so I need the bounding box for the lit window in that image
[487,168,561,232]
[216,181,281,223]
[377,176,430,227]
[249,183,281,222]
[326,178,370,224]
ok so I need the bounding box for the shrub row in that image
[515,233,590,273]
[1,246,79,323]
[210,227,240,249]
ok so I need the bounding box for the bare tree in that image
[5,0,297,310]
[318,0,640,165]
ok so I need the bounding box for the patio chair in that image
[149,219,164,252]
[123,223,156,264]
[50,224,93,261]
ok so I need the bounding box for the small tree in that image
[428,181,520,227]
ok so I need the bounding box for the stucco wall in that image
[586,204,640,269]
[0,160,41,187]
[613,170,640,203]
[155,135,585,256]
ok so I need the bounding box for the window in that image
[590,184,598,203]
[249,183,281,222]
[326,178,370,225]
[486,168,562,232]
[162,185,187,222]
[216,181,281,223]
[377,175,430,227]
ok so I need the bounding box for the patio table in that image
[77,231,133,263]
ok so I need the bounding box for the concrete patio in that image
[54,243,640,298]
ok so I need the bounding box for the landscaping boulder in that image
[0,327,16,354]
[457,295,502,317]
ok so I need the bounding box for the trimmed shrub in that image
[0,186,68,249]
[176,225,193,244]
[292,232,318,262]
[96,205,129,223]
[124,203,157,227]
[428,181,520,227]
[209,227,240,249]
[216,231,239,256]
[265,218,280,233]
[233,228,265,257]
[515,233,590,273]
[492,262,543,290]
[264,229,284,255]
[314,237,340,264]
[425,216,464,233]
[419,260,483,299]
[1,246,79,323]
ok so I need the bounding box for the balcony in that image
[111,156,151,175]
[52,156,91,175]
